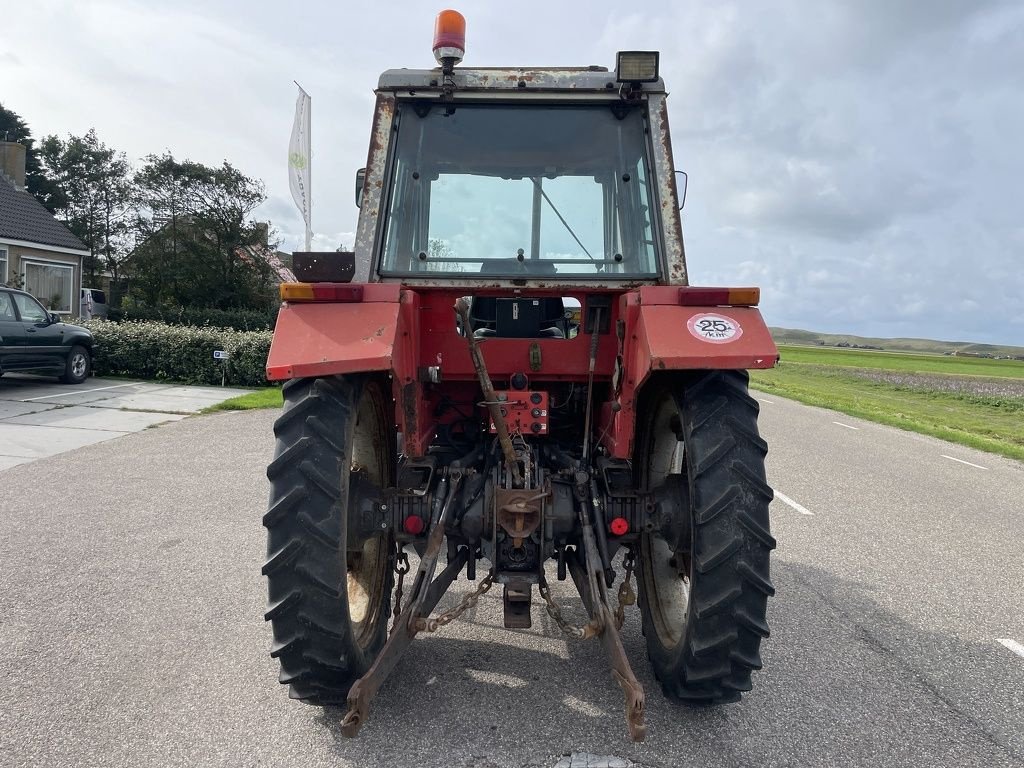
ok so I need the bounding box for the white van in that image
[80,288,108,319]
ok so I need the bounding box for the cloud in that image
[1,0,1021,344]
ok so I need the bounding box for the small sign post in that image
[213,350,230,386]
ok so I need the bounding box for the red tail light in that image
[609,517,629,536]
[403,515,425,536]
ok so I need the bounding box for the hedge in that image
[83,320,271,387]
[107,305,277,331]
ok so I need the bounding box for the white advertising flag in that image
[288,84,312,250]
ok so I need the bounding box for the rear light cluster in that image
[279,282,363,302]
[678,287,759,306]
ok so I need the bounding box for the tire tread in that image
[264,375,392,706]
[638,370,774,706]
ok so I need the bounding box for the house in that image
[0,141,89,317]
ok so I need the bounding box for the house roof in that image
[0,176,89,252]
[236,244,296,283]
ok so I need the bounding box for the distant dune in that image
[769,327,1024,359]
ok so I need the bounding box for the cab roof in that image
[377,67,666,94]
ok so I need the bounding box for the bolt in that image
[380,504,388,511]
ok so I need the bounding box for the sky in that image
[2,0,1022,344]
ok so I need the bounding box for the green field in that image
[770,327,1024,358]
[776,345,1024,378]
[752,345,1024,462]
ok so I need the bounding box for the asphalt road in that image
[0,396,1021,767]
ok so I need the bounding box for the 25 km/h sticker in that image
[687,313,743,344]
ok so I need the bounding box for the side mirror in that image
[675,170,688,210]
[50,312,61,324]
[355,168,366,208]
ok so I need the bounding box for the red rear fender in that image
[602,290,779,458]
[265,286,402,381]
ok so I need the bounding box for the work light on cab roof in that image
[433,9,466,72]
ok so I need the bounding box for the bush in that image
[107,305,277,331]
[83,320,272,387]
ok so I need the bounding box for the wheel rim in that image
[639,393,692,649]
[346,384,392,649]
[71,353,87,378]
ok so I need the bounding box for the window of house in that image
[0,248,8,284]
[23,259,74,313]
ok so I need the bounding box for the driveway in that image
[0,374,254,470]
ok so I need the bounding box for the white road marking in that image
[21,383,140,402]
[832,421,859,430]
[756,398,775,404]
[997,639,1024,659]
[941,455,988,470]
[774,490,814,516]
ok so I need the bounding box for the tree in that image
[0,103,65,212]
[38,129,134,286]
[130,153,274,310]
[423,238,465,272]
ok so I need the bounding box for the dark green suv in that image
[0,287,94,384]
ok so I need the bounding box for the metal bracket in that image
[341,548,471,737]
[566,515,647,741]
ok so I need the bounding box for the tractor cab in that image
[350,44,686,289]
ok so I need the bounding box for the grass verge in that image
[203,387,283,413]
[751,364,1024,463]
[776,344,1024,378]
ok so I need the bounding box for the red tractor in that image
[264,11,778,742]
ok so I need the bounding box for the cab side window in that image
[13,293,48,323]
[0,292,15,320]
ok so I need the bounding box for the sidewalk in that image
[0,375,253,470]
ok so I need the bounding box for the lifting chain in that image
[540,549,637,640]
[390,551,411,635]
[412,569,494,633]
[539,578,601,640]
[614,550,637,631]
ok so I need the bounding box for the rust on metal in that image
[494,487,546,547]
[341,549,470,738]
[566,500,648,742]
[353,93,395,282]
[648,94,687,286]
[400,380,419,449]
[378,67,625,93]
[454,298,522,485]
[342,477,467,738]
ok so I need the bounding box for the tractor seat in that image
[470,296,565,339]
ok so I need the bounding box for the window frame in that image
[0,247,7,284]
[374,99,667,283]
[21,257,75,315]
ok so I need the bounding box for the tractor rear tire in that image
[264,375,396,705]
[635,370,775,705]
